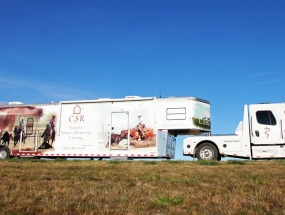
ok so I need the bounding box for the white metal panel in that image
[156,130,168,156]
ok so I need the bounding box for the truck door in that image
[18,116,39,152]
[110,112,129,150]
[250,106,283,145]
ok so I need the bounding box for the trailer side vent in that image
[125,96,141,99]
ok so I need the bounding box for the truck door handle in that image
[255,130,259,137]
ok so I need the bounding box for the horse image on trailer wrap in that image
[0,96,210,159]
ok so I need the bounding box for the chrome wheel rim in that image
[200,147,214,160]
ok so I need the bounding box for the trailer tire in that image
[0,147,10,159]
[196,143,219,161]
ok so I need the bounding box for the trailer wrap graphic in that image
[191,101,211,130]
[0,100,157,156]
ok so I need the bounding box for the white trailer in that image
[0,96,210,159]
[183,102,285,160]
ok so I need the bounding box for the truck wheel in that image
[0,147,10,159]
[196,143,219,160]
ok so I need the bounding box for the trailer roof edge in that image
[61,97,155,104]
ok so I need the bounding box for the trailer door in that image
[250,106,283,145]
[110,112,129,150]
[18,116,39,152]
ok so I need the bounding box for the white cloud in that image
[0,77,105,103]
[248,78,285,87]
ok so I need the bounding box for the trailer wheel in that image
[0,147,10,159]
[196,143,219,160]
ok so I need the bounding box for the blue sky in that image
[0,1,284,159]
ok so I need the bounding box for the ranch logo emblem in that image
[69,105,84,122]
[264,127,270,138]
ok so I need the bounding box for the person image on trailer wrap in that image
[1,131,10,146]
[136,113,146,141]
[19,118,26,132]
[49,114,56,142]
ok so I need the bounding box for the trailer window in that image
[26,118,34,135]
[256,111,276,125]
[166,108,186,120]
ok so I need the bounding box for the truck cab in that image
[183,103,285,160]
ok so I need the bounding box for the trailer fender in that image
[194,141,221,161]
[0,146,10,159]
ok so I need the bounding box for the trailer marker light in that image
[234,154,237,156]
[263,151,267,152]
[270,156,274,158]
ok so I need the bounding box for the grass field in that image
[0,159,285,215]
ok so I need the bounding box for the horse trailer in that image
[0,96,210,160]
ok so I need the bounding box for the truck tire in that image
[0,147,10,159]
[196,143,219,160]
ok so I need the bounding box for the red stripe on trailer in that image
[137,154,141,156]
[103,154,106,156]
[131,154,134,156]
[117,154,120,156]
[97,154,100,156]
[151,154,154,156]
[144,154,147,156]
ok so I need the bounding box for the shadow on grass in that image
[227,160,246,165]
[197,160,220,166]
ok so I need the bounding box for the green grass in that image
[0,160,284,214]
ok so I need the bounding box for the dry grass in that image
[0,159,285,215]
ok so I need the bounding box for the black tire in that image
[0,147,10,159]
[196,142,219,160]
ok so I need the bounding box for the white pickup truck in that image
[183,103,285,160]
